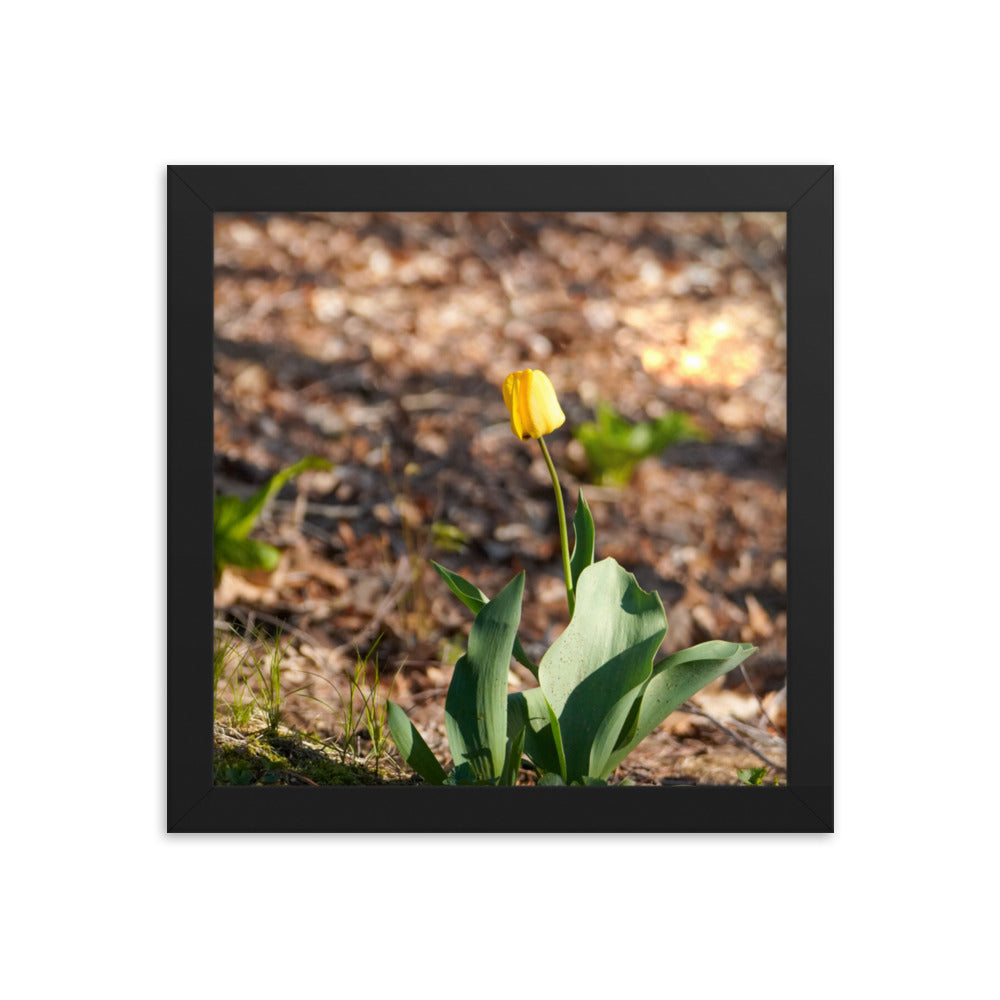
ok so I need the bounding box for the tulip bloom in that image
[502,369,566,441]
[502,368,574,614]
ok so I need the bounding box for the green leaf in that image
[213,495,248,536]
[544,696,568,783]
[500,727,526,786]
[431,561,538,677]
[214,456,333,584]
[569,491,595,592]
[430,521,470,553]
[386,702,447,785]
[214,536,281,572]
[573,403,706,485]
[536,773,565,786]
[444,573,525,783]
[509,688,565,779]
[216,456,332,541]
[431,560,490,614]
[611,694,643,753]
[444,763,479,786]
[737,767,768,786]
[537,558,667,782]
[506,688,530,740]
[588,683,649,780]
[601,640,757,776]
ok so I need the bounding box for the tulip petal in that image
[502,372,516,411]
[528,370,565,436]
[502,369,566,440]
[518,371,535,437]
[505,372,525,438]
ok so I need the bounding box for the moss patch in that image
[214,722,419,786]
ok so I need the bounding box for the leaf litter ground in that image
[213,211,787,786]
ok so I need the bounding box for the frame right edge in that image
[786,166,834,830]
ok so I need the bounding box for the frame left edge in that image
[167,167,216,830]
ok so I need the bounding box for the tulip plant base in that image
[169,166,832,832]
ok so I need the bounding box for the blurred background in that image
[213,211,787,784]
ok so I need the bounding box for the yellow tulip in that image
[502,369,566,440]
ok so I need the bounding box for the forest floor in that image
[212,210,788,786]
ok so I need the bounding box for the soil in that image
[212,211,788,786]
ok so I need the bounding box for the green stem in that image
[538,435,574,617]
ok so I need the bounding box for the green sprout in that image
[573,401,707,485]
[213,456,332,585]
[737,767,778,786]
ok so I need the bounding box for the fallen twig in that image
[679,703,787,774]
[738,661,780,732]
[725,717,787,749]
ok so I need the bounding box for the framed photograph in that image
[168,166,832,832]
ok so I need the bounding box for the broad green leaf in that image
[538,558,666,782]
[601,640,756,776]
[586,680,649,781]
[216,456,332,540]
[611,693,643,753]
[386,701,447,785]
[444,573,525,783]
[569,491,595,593]
[432,561,538,676]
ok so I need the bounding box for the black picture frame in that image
[169,166,833,833]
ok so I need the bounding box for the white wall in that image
[4,3,995,996]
